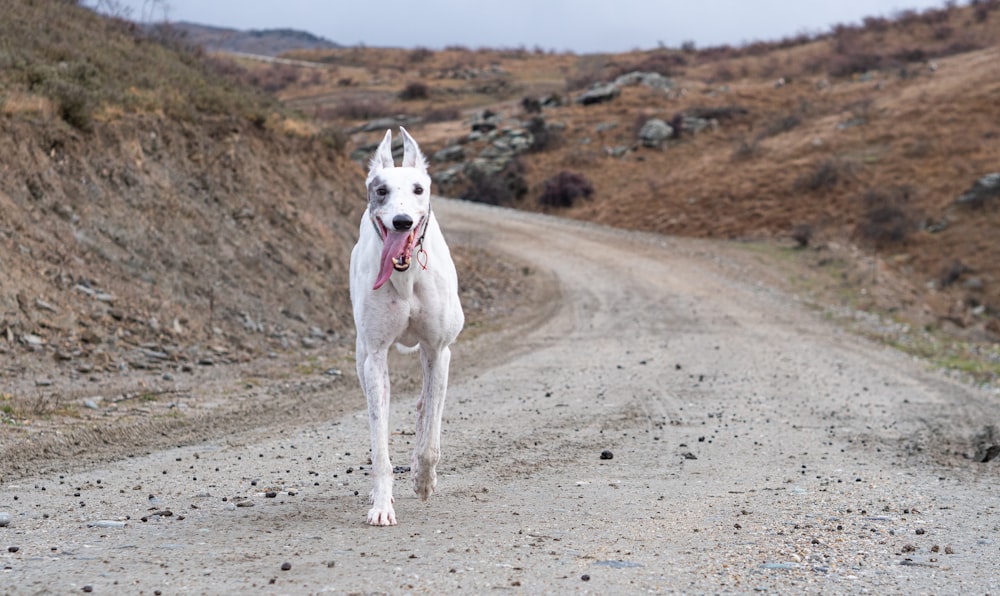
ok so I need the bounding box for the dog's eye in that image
[413,185,424,195]
[375,187,388,197]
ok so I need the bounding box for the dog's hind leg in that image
[412,344,452,500]
[360,345,397,526]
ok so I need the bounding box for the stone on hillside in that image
[954,173,1000,208]
[540,94,563,108]
[432,145,465,163]
[434,164,464,187]
[576,83,620,106]
[638,118,674,148]
[358,116,410,133]
[350,135,403,162]
[471,110,503,133]
[614,71,675,90]
[681,116,716,135]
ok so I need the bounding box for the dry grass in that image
[0,0,281,129]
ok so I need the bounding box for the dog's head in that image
[366,127,432,289]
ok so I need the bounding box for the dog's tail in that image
[394,342,420,354]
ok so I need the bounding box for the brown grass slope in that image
[0,0,364,375]
[270,2,1000,350]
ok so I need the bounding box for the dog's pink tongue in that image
[373,231,412,290]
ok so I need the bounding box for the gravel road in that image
[2,198,998,594]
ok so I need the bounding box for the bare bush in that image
[526,116,561,152]
[422,106,461,123]
[795,158,854,192]
[462,159,527,206]
[730,137,761,162]
[855,187,922,248]
[399,81,429,101]
[409,47,434,63]
[791,223,814,248]
[539,171,594,208]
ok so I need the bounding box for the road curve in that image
[3,198,998,594]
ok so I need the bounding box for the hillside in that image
[257,2,1000,370]
[0,0,358,370]
[156,21,341,56]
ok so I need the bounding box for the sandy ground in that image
[2,198,998,594]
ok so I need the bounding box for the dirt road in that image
[2,199,998,594]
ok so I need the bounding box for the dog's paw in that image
[412,465,437,501]
[367,505,397,526]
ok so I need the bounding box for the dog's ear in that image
[367,129,395,184]
[399,127,428,172]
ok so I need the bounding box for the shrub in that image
[827,51,883,78]
[526,116,560,152]
[622,51,686,77]
[794,159,853,192]
[422,106,461,123]
[687,105,749,121]
[539,171,593,208]
[461,159,527,206]
[408,47,434,63]
[791,223,813,248]
[862,16,891,33]
[939,260,969,288]
[52,81,94,131]
[248,63,301,93]
[399,81,429,100]
[730,137,761,162]
[312,126,347,153]
[521,96,542,114]
[760,114,802,139]
[855,187,921,248]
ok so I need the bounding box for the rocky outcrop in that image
[638,118,673,147]
[954,173,1000,208]
[576,82,620,105]
[614,71,675,90]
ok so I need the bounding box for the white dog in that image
[349,128,464,526]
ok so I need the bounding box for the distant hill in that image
[157,21,341,56]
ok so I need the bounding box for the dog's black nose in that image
[392,214,413,231]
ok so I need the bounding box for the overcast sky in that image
[104,0,954,53]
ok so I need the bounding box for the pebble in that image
[600,450,614,460]
[760,562,800,570]
[83,399,100,410]
[88,520,126,528]
[0,512,11,527]
[281,562,292,571]
[22,334,44,346]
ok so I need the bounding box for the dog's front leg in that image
[362,348,396,526]
[412,345,451,500]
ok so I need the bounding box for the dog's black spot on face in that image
[368,175,390,207]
